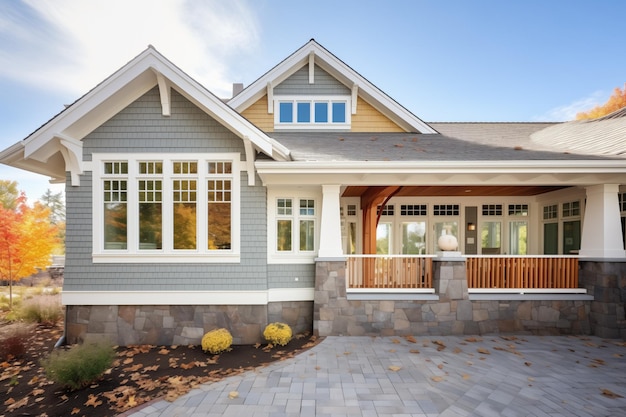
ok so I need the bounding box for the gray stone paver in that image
[124,335,626,417]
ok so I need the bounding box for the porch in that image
[313,256,625,339]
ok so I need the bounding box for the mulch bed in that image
[1,322,319,417]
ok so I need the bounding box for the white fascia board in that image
[228,40,437,134]
[256,160,626,186]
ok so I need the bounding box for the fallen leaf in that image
[144,364,160,372]
[7,396,29,412]
[465,337,482,343]
[405,335,417,343]
[437,364,444,370]
[71,407,81,414]
[431,376,444,382]
[123,357,134,365]
[453,347,462,354]
[410,349,420,354]
[391,338,401,344]
[158,348,170,355]
[123,363,143,372]
[4,397,15,405]
[477,348,490,355]
[524,362,532,367]
[462,374,471,380]
[85,394,103,407]
[601,388,623,398]
[127,395,138,407]
[388,365,402,372]
[228,391,239,399]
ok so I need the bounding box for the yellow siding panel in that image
[241,95,274,132]
[351,97,405,132]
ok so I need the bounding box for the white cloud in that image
[0,0,260,98]
[534,90,606,122]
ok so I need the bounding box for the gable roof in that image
[227,39,437,134]
[530,107,626,156]
[0,46,291,185]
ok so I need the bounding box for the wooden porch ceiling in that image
[342,185,568,198]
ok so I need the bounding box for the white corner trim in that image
[61,288,315,306]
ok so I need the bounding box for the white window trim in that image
[92,153,240,263]
[268,188,321,264]
[273,95,351,130]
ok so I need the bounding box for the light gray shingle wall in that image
[274,64,350,96]
[65,87,307,292]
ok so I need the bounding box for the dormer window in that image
[274,96,350,129]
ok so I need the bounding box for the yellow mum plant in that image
[201,328,233,354]
[263,322,292,346]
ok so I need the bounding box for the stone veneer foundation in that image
[65,301,313,345]
[314,258,625,338]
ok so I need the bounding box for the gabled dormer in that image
[228,39,437,134]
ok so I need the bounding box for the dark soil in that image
[0,322,319,417]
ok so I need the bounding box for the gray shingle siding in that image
[274,64,350,96]
[64,87,309,293]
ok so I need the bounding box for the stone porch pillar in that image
[579,184,626,258]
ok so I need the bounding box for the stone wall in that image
[314,259,594,338]
[580,260,626,338]
[66,302,313,346]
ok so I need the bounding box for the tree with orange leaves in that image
[576,84,626,120]
[0,193,59,308]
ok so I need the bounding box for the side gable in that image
[229,39,437,134]
[0,47,290,186]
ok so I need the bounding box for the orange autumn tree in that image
[0,193,59,308]
[576,83,626,120]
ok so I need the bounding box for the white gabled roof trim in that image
[228,39,437,134]
[1,46,291,183]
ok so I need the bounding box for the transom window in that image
[543,204,558,220]
[401,204,427,216]
[482,204,503,216]
[562,200,580,217]
[274,96,350,129]
[509,204,529,216]
[377,205,395,216]
[93,153,239,263]
[433,204,459,216]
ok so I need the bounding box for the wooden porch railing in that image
[346,255,434,289]
[466,256,579,290]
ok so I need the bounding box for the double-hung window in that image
[93,153,239,263]
[274,96,350,129]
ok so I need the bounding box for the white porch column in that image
[317,184,344,258]
[579,184,626,258]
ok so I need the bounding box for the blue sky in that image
[1,0,625,200]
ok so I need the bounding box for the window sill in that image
[92,252,240,263]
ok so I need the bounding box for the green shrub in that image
[18,294,63,325]
[201,328,233,354]
[41,342,115,390]
[263,322,292,346]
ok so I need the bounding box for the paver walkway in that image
[125,335,626,417]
